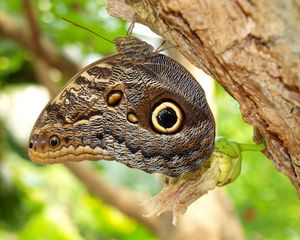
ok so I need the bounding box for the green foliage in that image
[0,145,155,239]
[216,83,300,239]
[0,42,35,88]
[34,0,127,55]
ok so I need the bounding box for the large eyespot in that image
[49,135,60,148]
[151,101,183,134]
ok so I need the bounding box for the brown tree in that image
[108,0,300,194]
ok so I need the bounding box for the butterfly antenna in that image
[156,40,166,52]
[127,14,137,36]
[63,18,114,44]
[127,22,135,36]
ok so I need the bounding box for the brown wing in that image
[28,36,215,177]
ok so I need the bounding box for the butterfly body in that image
[28,36,215,177]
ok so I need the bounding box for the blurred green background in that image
[0,0,299,239]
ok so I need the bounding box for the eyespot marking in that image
[127,112,138,123]
[107,90,123,107]
[151,101,183,134]
[49,135,60,148]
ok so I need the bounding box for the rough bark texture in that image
[107,0,300,195]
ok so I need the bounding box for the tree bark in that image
[108,0,300,195]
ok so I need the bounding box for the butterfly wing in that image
[119,53,215,176]
[28,55,121,163]
[28,37,215,177]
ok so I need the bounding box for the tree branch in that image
[0,11,78,79]
[64,162,159,233]
[22,0,44,58]
[21,0,59,95]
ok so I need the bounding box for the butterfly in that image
[27,26,215,177]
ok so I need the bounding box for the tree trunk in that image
[108,0,300,195]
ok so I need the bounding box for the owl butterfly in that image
[28,23,215,177]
